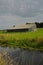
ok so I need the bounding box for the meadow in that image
[0,28,43,51]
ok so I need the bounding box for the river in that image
[0,47,43,65]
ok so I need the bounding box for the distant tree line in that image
[35,22,43,28]
[26,22,43,28]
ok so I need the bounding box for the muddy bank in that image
[0,47,43,65]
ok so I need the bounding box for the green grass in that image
[0,28,43,51]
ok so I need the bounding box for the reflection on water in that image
[0,47,43,65]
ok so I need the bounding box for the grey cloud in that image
[0,0,43,17]
[0,0,43,29]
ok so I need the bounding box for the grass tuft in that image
[0,28,43,51]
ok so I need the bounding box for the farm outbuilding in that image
[6,23,36,32]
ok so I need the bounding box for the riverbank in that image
[0,28,43,51]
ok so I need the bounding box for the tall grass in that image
[0,28,43,51]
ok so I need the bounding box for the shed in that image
[6,23,36,32]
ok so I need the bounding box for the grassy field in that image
[0,28,43,51]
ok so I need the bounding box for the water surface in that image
[0,47,43,65]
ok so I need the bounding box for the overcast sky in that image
[0,0,43,29]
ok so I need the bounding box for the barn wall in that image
[7,29,29,32]
[31,24,36,31]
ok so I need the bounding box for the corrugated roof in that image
[7,23,36,30]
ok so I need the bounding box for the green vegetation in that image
[0,28,43,51]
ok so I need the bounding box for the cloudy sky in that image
[0,0,43,29]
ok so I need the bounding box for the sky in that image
[0,0,43,29]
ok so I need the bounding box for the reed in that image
[0,28,43,51]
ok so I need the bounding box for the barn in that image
[6,23,36,32]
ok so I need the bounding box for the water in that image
[0,47,43,65]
